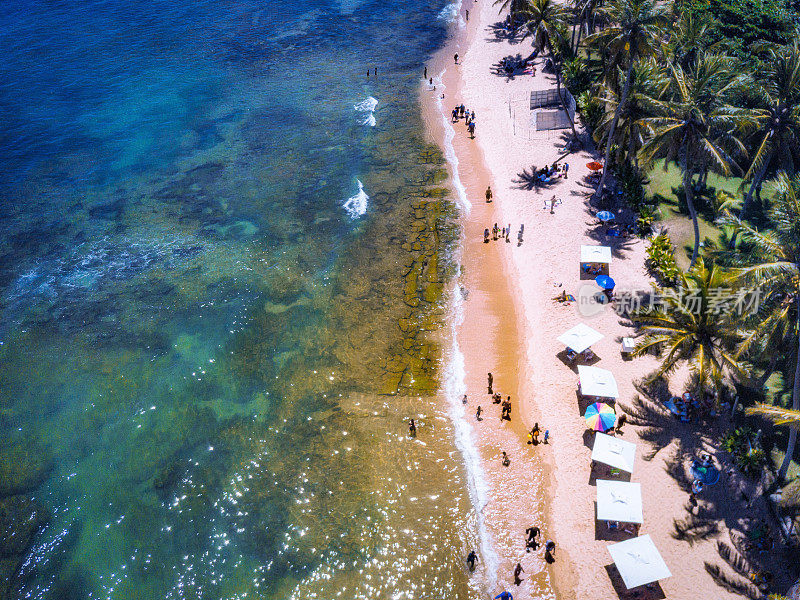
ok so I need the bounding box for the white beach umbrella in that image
[596,480,643,524]
[578,365,619,399]
[558,323,604,353]
[581,245,612,264]
[592,432,637,473]
[608,535,672,589]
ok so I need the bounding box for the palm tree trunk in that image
[777,297,800,480]
[555,68,578,139]
[574,17,584,54]
[595,57,636,200]
[741,158,770,219]
[684,169,701,268]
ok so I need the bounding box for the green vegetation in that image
[645,233,680,283]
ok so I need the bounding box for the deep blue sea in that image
[0,0,486,598]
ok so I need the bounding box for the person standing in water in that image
[525,526,540,551]
[485,186,493,203]
[466,8,469,20]
[545,540,556,562]
[476,405,483,421]
[466,549,477,571]
[513,563,524,585]
[408,419,416,437]
[488,372,493,393]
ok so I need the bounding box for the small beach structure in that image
[584,402,616,432]
[597,480,643,524]
[578,365,619,399]
[592,432,636,473]
[581,245,612,266]
[621,337,636,356]
[530,88,576,131]
[558,323,604,354]
[607,535,672,589]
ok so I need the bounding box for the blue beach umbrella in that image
[596,211,615,222]
[595,275,615,290]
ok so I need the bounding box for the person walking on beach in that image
[485,186,493,203]
[476,405,483,421]
[525,526,540,551]
[468,121,475,138]
[488,372,493,393]
[506,224,511,242]
[484,228,490,243]
[513,563,524,585]
[462,394,468,404]
[424,66,427,79]
[517,224,524,245]
[501,451,510,467]
[530,423,540,445]
[408,419,416,437]
[543,429,550,444]
[466,549,478,571]
[465,8,469,20]
[454,53,459,64]
[492,223,499,240]
[563,162,569,178]
[545,540,556,562]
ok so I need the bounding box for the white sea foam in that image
[434,66,496,591]
[444,283,499,593]
[354,96,378,127]
[343,180,369,218]
[437,0,465,27]
[434,74,470,214]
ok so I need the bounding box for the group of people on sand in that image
[483,222,514,243]
[451,103,476,138]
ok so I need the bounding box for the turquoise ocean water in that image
[0,0,485,598]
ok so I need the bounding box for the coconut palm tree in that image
[493,0,528,27]
[725,172,800,480]
[586,0,670,199]
[740,43,800,218]
[665,10,716,70]
[639,53,751,268]
[571,0,604,54]
[520,0,578,139]
[593,58,665,169]
[631,258,748,402]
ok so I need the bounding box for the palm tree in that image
[665,10,716,70]
[586,0,670,199]
[631,258,748,402]
[740,43,800,218]
[726,172,800,480]
[639,53,750,268]
[593,58,665,170]
[571,0,604,54]
[494,0,528,27]
[520,0,578,138]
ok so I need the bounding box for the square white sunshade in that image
[578,365,619,399]
[558,323,604,353]
[608,535,672,589]
[592,432,637,473]
[581,245,612,264]
[596,479,643,524]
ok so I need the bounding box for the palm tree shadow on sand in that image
[512,166,559,191]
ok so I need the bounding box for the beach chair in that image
[621,337,635,357]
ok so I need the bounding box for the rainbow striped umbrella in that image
[584,402,616,432]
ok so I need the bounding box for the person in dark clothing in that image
[408,419,416,437]
[513,563,524,585]
[476,405,483,421]
[488,372,493,393]
[501,451,510,467]
[467,549,477,571]
[525,526,540,551]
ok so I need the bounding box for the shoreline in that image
[422,1,755,599]
[421,6,559,598]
